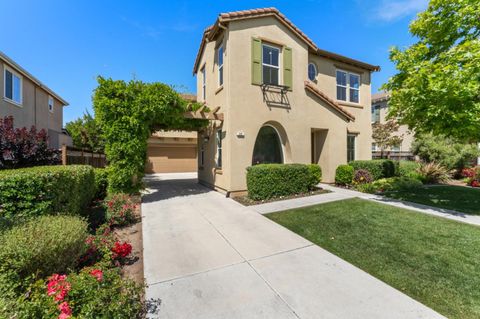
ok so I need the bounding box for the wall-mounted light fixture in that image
[203,135,210,143]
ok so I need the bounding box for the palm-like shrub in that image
[417,162,451,184]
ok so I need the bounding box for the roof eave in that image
[0,51,69,106]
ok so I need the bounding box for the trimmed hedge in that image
[349,160,396,180]
[335,165,354,185]
[307,164,322,189]
[94,168,109,199]
[247,164,314,200]
[0,165,95,224]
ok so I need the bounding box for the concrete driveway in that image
[142,173,444,319]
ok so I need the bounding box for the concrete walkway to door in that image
[142,173,444,319]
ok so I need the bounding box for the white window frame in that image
[4,64,23,106]
[308,62,317,81]
[217,45,224,87]
[371,104,380,123]
[215,129,222,168]
[48,96,54,113]
[336,69,360,104]
[261,44,281,85]
[201,64,206,102]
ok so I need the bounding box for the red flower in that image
[111,241,132,259]
[90,269,103,282]
[57,301,72,319]
[471,180,480,187]
[46,274,70,301]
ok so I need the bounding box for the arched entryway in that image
[252,125,284,165]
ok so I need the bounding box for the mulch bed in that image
[233,188,330,206]
[112,195,144,286]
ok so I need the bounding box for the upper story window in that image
[218,46,224,87]
[371,104,380,122]
[336,70,360,103]
[308,63,317,81]
[201,65,206,101]
[4,66,22,105]
[262,44,280,85]
[48,96,54,113]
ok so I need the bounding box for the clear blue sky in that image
[0,0,428,125]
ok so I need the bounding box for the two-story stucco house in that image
[371,92,414,160]
[193,8,379,196]
[0,51,71,148]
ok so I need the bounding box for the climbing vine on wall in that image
[93,76,207,193]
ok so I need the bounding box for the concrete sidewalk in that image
[251,183,480,227]
[142,173,444,319]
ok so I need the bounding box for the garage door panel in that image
[146,145,197,173]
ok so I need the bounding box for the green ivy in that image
[93,77,207,193]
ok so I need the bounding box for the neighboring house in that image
[192,8,379,196]
[146,94,198,173]
[371,92,414,160]
[0,51,71,148]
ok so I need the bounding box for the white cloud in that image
[374,0,429,22]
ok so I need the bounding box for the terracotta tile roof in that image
[304,81,355,122]
[193,8,380,74]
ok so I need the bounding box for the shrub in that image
[412,133,479,173]
[246,164,312,200]
[335,165,354,185]
[104,194,138,227]
[94,168,108,199]
[6,266,144,319]
[417,162,451,184]
[353,169,373,184]
[0,116,60,169]
[398,160,421,177]
[0,165,95,225]
[307,164,322,189]
[355,177,423,194]
[349,160,396,180]
[0,216,88,292]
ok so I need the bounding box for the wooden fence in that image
[372,151,415,161]
[61,145,106,168]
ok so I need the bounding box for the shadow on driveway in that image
[142,174,210,203]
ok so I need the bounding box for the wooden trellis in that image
[183,104,224,121]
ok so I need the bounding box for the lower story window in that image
[200,144,205,167]
[215,129,222,168]
[347,134,356,162]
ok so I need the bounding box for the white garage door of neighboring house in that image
[146,145,197,173]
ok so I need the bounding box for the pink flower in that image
[90,269,103,282]
[57,301,72,319]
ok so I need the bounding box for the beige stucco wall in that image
[196,17,373,194]
[373,99,414,152]
[0,60,67,148]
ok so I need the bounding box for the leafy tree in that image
[372,120,404,158]
[411,133,479,172]
[93,77,206,193]
[383,0,480,141]
[0,116,60,169]
[65,111,105,152]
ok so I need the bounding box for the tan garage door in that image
[146,145,197,173]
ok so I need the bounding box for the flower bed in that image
[0,187,146,318]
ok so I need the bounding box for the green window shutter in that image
[283,47,292,89]
[251,38,262,85]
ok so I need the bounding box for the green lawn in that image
[267,198,480,319]
[384,185,480,215]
